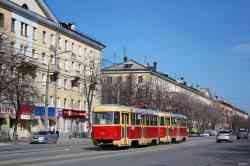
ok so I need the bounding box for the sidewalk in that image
[57,138,92,145]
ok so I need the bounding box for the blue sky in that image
[47,0,250,113]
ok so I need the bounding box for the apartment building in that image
[102,57,248,129]
[0,0,105,138]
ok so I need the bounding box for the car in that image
[237,129,249,140]
[216,130,234,143]
[205,130,218,136]
[200,132,210,137]
[31,131,59,144]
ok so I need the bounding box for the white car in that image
[216,130,234,143]
[200,133,210,137]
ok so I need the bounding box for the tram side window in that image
[114,112,120,124]
[146,115,150,126]
[180,119,186,127]
[171,118,177,126]
[165,117,170,126]
[160,117,164,126]
[155,116,158,126]
[135,114,141,125]
[131,113,135,125]
[93,112,113,125]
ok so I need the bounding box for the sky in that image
[46,0,250,114]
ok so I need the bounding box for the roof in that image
[1,0,106,50]
[102,59,148,71]
[102,58,212,101]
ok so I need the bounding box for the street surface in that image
[0,137,249,166]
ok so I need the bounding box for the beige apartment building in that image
[102,57,248,129]
[0,0,105,138]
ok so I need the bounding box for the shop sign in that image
[20,114,31,120]
[62,109,86,118]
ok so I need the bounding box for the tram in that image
[91,105,188,147]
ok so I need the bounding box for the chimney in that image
[153,62,157,71]
[124,56,128,62]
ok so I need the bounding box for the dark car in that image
[31,131,59,144]
[237,129,249,140]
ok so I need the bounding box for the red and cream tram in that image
[91,105,188,147]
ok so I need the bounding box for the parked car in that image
[237,128,249,140]
[216,130,234,143]
[200,132,210,137]
[205,130,217,136]
[31,131,58,144]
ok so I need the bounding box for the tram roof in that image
[170,113,187,119]
[134,108,160,115]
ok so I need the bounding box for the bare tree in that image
[82,56,101,132]
[0,35,39,140]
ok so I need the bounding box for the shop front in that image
[61,109,87,138]
[0,104,16,141]
[17,104,33,138]
[32,106,56,132]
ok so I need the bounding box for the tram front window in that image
[93,112,120,125]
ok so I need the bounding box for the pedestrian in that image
[56,130,59,138]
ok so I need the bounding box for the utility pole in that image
[44,52,52,130]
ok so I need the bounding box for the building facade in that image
[102,57,248,130]
[0,0,105,139]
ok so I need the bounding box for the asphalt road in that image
[0,137,249,166]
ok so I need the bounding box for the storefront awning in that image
[62,109,86,119]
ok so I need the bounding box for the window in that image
[21,22,28,37]
[42,53,46,64]
[49,96,54,106]
[71,42,74,53]
[78,46,81,57]
[57,97,60,107]
[42,31,46,44]
[131,114,141,125]
[58,37,62,49]
[11,18,16,32]
[160,117,164,126]
[63,98,67,108]
[42,73,46,82]
[20,45,24,54]
[51,55,55,64]
[24,46,28,55]
[171,118,177,126]
[71,99,74,108]
[65,40,68,50]
[0,13,4,27]
[64,79,67,89]
[32,27,37,40]
[93,112,119,125]
[131,113,136,125]
[77,100,81,109]
[138,76,143,83]
[50,34,54,46]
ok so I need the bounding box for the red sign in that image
[17,104,32,120]
[62,109,86,118]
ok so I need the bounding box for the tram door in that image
[121,113,129,145]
